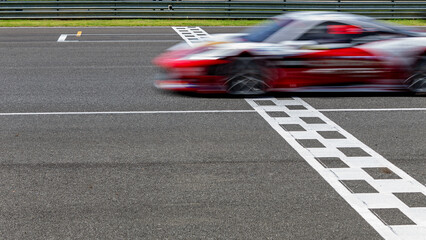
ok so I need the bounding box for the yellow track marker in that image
[76,31,82,37]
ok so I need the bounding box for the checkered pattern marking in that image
[172,27,211,46]
[246,97,426,240]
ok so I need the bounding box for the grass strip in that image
[0,19,425,27]
[385,19,426,26]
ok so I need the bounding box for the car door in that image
[276,21,386,89]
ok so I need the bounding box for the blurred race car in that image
[154,11,426,95]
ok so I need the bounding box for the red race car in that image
[154,11,426,95]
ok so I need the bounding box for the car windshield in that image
[242,18,293,42]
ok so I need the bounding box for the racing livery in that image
[154,12,426,94]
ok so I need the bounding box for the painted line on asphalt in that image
[0,110,255,116]
[75,34,177,36]
[0,66,155,69]
[172,27,211,46]
[57,34,68,42]
[62,40,180,43]
[319,108,426,112]
[246,97,426,240]
[57,33,180,43]
[0,108,425,116]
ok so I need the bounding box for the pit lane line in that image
[0,108,425,116]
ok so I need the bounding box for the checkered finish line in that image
[172,27,211,46]
[246,97,426,240]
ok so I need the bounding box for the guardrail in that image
[0,0,425,19]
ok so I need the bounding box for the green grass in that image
[382,19,426,26]
[0,19,424,27]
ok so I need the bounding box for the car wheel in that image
[224,57,270,95]
[405,55,426,94]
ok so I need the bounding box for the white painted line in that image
[0,110,256,116]
[57,34,79,42]
[65,40,180,43]
[172,27,211,46]
[1,66,155,70]
[58,39,178,43]
[319,108,426,112]
[77,34,177,36]
[0,108,425,117]
[246,97,426,240]
[57,33,179,43]
[57,34,68,42]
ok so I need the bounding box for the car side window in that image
[298,21,364,42]
[351,30,405,44]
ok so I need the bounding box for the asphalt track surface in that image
[0,27,425,239]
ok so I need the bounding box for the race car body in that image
[154,11,426,94]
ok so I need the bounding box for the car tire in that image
[224,57,270,95]
[405,55,426,94]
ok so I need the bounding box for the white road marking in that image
[319,108,426,112]
[0,110,255,116]
[0,108,425,116]
[246,97,426,240]
[76,34,177,36]
[172,27,211,46]
[0,65,155,70]
[64,40,180,43]
[57,33,179,43]
[57,34,68,42]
